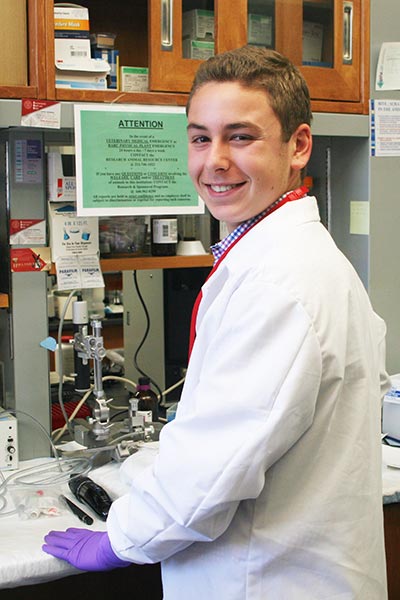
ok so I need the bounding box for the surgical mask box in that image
[48,202,99,262]
[47,151,76,202]
[54,4,91,63]
[0,409,18,471]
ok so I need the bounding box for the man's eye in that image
[191,136,209,144]
[231,134,252,142]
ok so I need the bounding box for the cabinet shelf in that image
[55,88,188,107]
[100,254,214,272]
[50,254,214,276]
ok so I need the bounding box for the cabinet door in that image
[149,0,246,94]
[280,0,364,108]
[0,0,47,99]
[149,0,367,113]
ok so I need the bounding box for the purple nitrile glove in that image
[42,528,131,571]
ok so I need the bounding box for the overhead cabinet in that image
[0,1,369,113]
[150,0,368,113]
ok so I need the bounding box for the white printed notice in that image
[375,43,400,91]
[74,104,203,217]
[370,99,400,156]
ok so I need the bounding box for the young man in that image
[44,47,389,599]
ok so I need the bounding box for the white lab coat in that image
[108,196,389,599]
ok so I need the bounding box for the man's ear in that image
[290,124,312,173]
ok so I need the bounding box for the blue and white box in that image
[383,374,400,440]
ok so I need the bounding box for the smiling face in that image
[187,81,312,233]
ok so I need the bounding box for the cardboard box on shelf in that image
[248,14,273,47]
[120,66,149,92]
[182,9,214,40]
[182,39,214,60]
[55,59,110,90]
[90,33,116,49]
[93,49,119,89]
[47,151,76,203]
[54,4,91,63]
[0,0,28,86]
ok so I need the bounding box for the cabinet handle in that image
[161,0,173,51]
[343,1,353,64]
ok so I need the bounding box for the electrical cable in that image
[109,410,128,422]
[51,375,138,442]
[52,371,185,441]
[158,376,185,405]
[0,408,91,518]
[0,457,91,518]
[132,270,163,399]
[52,385,93,443]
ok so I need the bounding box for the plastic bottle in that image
[134,376,159,422]
[151,216,178,256]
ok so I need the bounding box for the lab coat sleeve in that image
[107,278,322,564]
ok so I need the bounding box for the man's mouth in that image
[208,183,243,193]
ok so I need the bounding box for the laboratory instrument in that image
[72,295,91,393]
[0,409,18,470]
[73,310,112,442]
[69,475,112,521]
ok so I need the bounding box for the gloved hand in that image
[42,528,131,571]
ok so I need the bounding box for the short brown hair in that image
[187,46,312,143]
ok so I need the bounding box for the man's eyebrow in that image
[227,121,263,133]
[226,121,254,129]
[187,122,207,132]
[187,121,260,132]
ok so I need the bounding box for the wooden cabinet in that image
[0,0,47,100]
[42,0,188,107]
[149,0,369,114]
[7,0,368,113]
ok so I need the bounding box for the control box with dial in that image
[0,410,18,470]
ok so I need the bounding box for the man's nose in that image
[205,140,230,171]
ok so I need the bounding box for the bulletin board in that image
[74,104,203,217]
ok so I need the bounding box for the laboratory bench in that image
[2,446,400,599]
[0,448,163,599]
